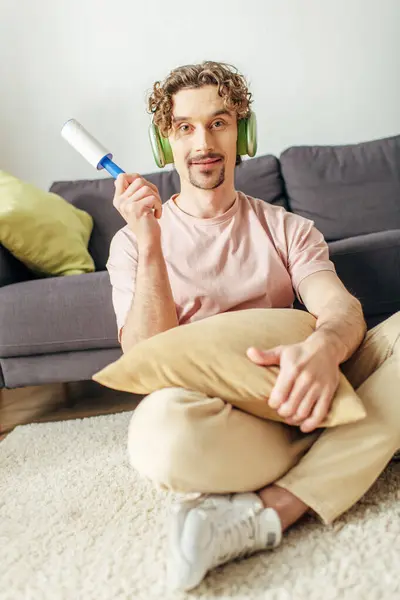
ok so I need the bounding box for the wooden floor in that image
[37,382,142,422]
[0,381,143,441]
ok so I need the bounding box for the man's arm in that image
[278,209,367,360]
[110,172,179,354]
[299,271,367,363]
[121,241,178,354]
[247,211,368,432]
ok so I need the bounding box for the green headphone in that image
[148,111,258,168]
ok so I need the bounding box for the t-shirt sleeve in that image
[283,211,336,304]
[106,228,138,342]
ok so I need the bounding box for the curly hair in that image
[147,60,253,138]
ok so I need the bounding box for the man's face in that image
[168,85,238,190]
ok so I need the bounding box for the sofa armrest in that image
[0,244,33,288]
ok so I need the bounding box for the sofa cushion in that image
[0,348,122,388]
[0,271,119,358]
[328,229,400,318]
[280,134,400,241]
[50,155,286,271]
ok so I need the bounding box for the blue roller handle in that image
[99,156,125,178]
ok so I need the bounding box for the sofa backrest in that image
[280,134,400,242]
[50,154,287,271]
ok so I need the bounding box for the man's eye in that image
[213,120,225,128]
[179,124,190,132]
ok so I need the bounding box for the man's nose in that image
[194,127,213,153]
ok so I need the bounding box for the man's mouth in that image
[190,157,222,165]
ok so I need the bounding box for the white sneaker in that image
[167,492,282,592]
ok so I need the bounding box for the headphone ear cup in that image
[246,111,257,157]
[159,136,174,166]
[148,121,174,168]
[236,118,247,156]
[236,111,258,158]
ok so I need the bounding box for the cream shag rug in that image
[1,411,399,600]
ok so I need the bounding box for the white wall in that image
[1,0,399,190]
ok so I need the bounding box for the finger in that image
[145,179,160,194]
[247,346,282,366]
[300,388,333,433]
[120,188,162,218]
[278,376,316,419]
[154,204,163,219]
[268,365,297,410]
[114,173,141,196]
[284,417,299,426]
[128,184,162,207]
[113,174,142,211]
[123,177,159,199]
[290,384,321,422]
[124,196,159,219]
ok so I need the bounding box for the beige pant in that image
[127,311,400,524]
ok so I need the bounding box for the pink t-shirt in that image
[106,191,336,340]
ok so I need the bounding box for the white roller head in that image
[61,118,112,170]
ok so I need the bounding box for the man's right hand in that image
[113,173,163,248]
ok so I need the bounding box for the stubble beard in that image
[188,163,226,190]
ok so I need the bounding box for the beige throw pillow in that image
[92,308,366,427]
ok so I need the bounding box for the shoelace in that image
[210,507,261,568]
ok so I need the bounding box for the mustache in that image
[188,153,223,164]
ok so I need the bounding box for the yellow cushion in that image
[0,171,95,276]
[93,308,366,427]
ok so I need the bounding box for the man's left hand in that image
[247,340,341,433]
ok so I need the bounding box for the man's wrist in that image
[138,238,163,260]
[304,329,347,364]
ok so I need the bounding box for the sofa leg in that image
[0,383,67,435]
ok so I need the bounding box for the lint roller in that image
[61,118,125,178]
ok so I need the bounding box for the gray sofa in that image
[1,134,399,391]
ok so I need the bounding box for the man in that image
[106,61,400,591]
